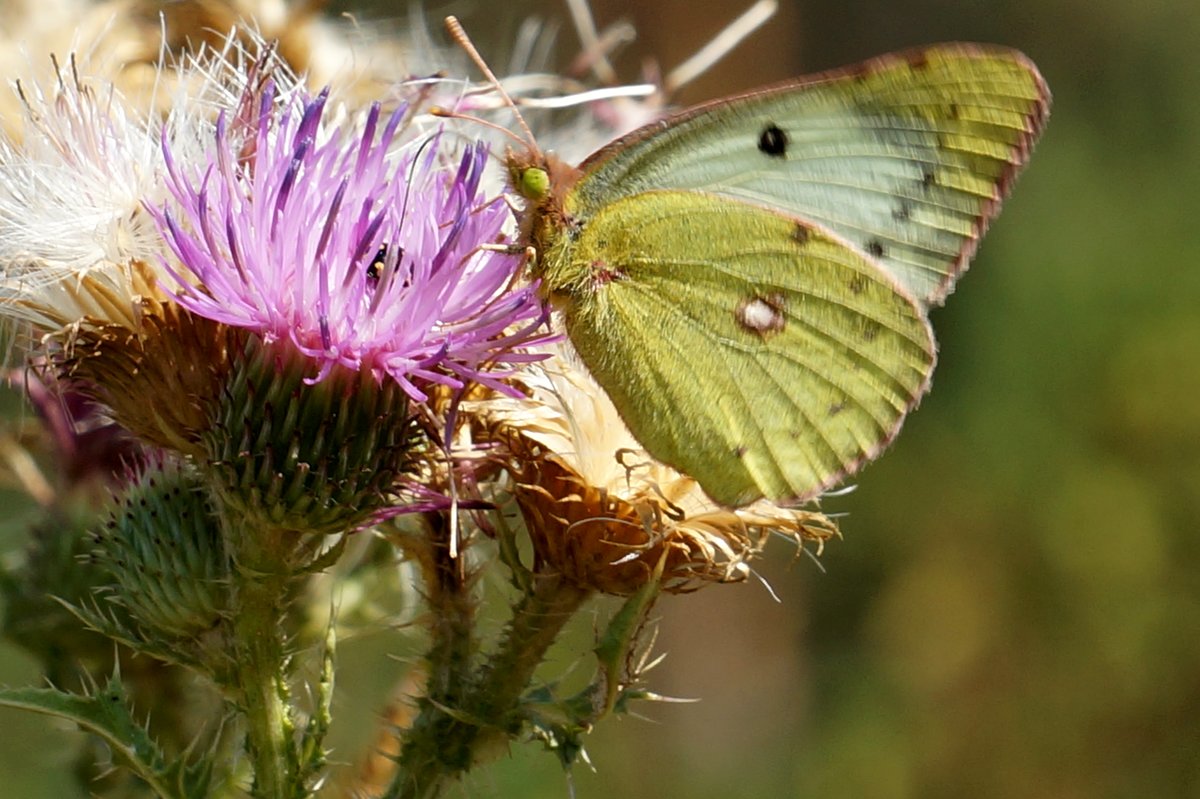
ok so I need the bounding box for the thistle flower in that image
[0,42,321,455]
[89,460,227,645]
[0,25,379,345]
[153,82,547,400]
[0,59,173,336]
[480,352,839,595]
[0,59,208,451]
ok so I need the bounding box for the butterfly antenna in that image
[428,107,531,149]
[444,15,542,158]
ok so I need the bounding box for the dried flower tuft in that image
[480,358,838,595]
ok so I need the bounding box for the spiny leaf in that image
[296,623,336,791]
[54,595,206,672]
[593,560,663,716]
[0,677,215,799]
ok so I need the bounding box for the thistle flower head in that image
[153,82,547,401]
[90,460,227,643]
[0,29,306,345]
[0,59,171,335]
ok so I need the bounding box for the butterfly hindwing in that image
[568,45,1050,306]
[556,190,935,506]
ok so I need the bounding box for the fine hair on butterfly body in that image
[448,16,1050,508]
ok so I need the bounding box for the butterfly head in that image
[506,149,581,205]
[506,147,550,204]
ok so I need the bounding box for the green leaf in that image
[0,677,214,799]
[296,623,336,791]
[55,596,208,673]
[593,571,661,716]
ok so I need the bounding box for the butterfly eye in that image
[519,167,551,201]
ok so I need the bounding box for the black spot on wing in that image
[865,239,886,259]
[758,124,789,157]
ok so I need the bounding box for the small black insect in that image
[366,243,389,282]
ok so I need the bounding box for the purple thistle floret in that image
[152,83,548,400]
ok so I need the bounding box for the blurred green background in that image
[2,0,1198,796]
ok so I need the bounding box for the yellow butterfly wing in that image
[568,45,1050,306]
[550,190,934,506]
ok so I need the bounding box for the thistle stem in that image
[421,513,475,709]
[386,573,590,799]
[234,576,294,797]
[225,525,302,799]
[467,575,591,759]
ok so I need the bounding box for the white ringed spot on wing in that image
[736,293,787,337]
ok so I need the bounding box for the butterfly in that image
[459,22,1051,507]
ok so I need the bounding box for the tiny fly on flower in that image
[366,243,388,282]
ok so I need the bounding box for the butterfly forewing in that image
[558,190,935,506]
[569,45,1050,306]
